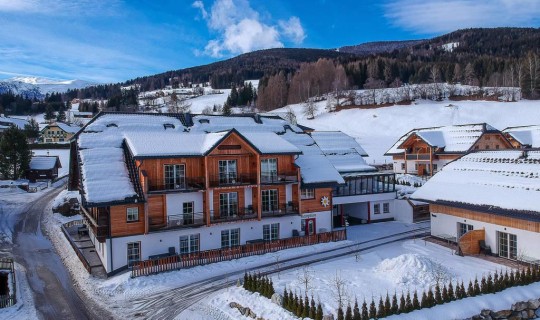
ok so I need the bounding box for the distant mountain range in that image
[0,76,94,99]
[337,40,425,55]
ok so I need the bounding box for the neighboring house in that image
[0,115,29,134]
[412,149,540,261]
[385,123,513,176]
[26,156,62,182]
[40,122,80,143]
[68,112,396,275]
[502,125,540,148]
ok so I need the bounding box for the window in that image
[414,163,418,170]
[127,242,141,267]
[262,189,278,212]
[183,202,194,225]
[474,145,479,150]
[127,207,139,222]
[179,234,199,254]
[219,192,238,217]
[373,203,381,214]
[433,164,438,171]
[218,160,237,184]
[383,203,390,213]
[301,189,315,199]
[457,222,473,238]
[164,164,185,189]
[263,223,279,241]
[401,163,405,170]
[498,231,517,259]
[261,158,278,183]
[221,228,240,248]
[485,145,490,150]
[496,145,500,149]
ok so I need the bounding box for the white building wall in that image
[393,199,414,223]
[108,215,301,271]
[286,184,292,203]
[166,192,204,216]
[393,160,405,174]
[88,228,111,273]
[431,212,540,260]
[334,193,396,222]
[244,188,253,207]
[301,210,332,233]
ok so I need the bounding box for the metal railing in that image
[405,153,431,160]
[209,173,257,187]
[260,172,298,184]
[210,207,257,223]
[148,177,205,192]
[0,258,16,308]
[261,202,299,217]
[149,212,205,231]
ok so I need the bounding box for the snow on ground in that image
[0,262,38,320]
[188,88,231,113]
[31,148,70,176]
[276,98,540,164]
[202,238,507,319]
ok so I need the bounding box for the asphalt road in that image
[6,183,111,320]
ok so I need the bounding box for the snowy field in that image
[31,148,70,176]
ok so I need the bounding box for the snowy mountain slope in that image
[0,76,94,98]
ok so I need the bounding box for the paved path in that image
[1,182,111,319]
[128,224,430,320]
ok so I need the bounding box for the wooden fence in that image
[0,258,16,308]
[131,229,347,278]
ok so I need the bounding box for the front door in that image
[305,218,316,235]
[417,163,426,176]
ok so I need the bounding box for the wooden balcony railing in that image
[260,172,298,184]
[405,153,431,160]
[80,206,109,241]
[147,177,205,193]
[209,173,257,188]
[131,229,347,277]
[149,212,205,231]
[261,202,299,217]
[210,207,257,223]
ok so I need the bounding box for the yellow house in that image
[40,122,80,143]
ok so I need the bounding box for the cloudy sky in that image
[0,0,539,83]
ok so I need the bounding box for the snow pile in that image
[52,189,81,214]
[375,254,454,287]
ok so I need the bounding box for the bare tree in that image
[303,100,318,120]
[297,266,315,295]
[202,106,213,115]
[284,106,297,124]
[332,271,349,309]
[168,95,192,113]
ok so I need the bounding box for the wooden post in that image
[204,156,211,226]
[256,153,262,221]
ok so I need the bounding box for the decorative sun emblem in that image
[321,196,330,208]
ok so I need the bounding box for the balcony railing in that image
[149,212,205,231]
[210,207,257,223]
[209,173,257,188]
[260,172,298,184]
[405,153,431,160]
[333,173,396,197]
[148,177,205,193]
[80,206,109,241]
[261,202,299,217]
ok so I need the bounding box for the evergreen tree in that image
[283,288,289,311]
[384,293,391,315]
[269,279,275,297]
[361,300,369,320]
[510,269,516,286]
[353,299,361,320]
[487,273,494,293]
[337,306,344,320]
[405,291,413,312]
[296,294,303,317]
[44,105,55,123]
[473,278,481,295]
[391,292,399,314]
[302,296,310,318]
[399,292,406,313]
[23,118,40,141]
[467,280,474,297]
[480,276,488,294]
[447,282,455,301]
[293,292,299,315]
[503,270,510,289]
[56,106,66,122]
[0,126,31,180]
[222,103,232,116]
[426,287,435,307]
[310,296,316,319]
[316,301,323,320]
[368,299,377,320]
[412,291,420,310]
[526,266,532,284]
[421,291,428,308]
[377,297,386,318]
[459,281,466,299]
[346,303,353,320]
[434,283,442,304]
[243,272,248,290]
[441,284,449,303]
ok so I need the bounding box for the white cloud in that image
[279,16,306,44]
[196,0,306,58]
[385,0,540,34]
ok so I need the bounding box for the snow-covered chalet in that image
[68,112,397,274]
[412,149,540,262]
[385,123,513,176]
[503,125,540,149]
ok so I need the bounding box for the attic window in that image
[199,119,210,124]
[163,123,175,129]
[106,123,118,128]
[218,145,241,150]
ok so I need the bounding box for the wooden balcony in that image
[147,177,205,193]
[149,212,205,232]
[209,173,257,188]
[260,172,298,184]
[261,202,299,217]
[210,207,257,223]
[405,153,431,160]
[80,206,109,242]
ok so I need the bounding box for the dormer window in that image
[198,119,210,124]
[106,123,118,128]
[163,123,175,129]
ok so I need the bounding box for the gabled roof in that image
[29,156,61,170]
[412,149,540,217]
[190,114,304,133]
[310,131,369,157]
[385,123,499,155]
[42,122,80,134]
[503,125,540,148]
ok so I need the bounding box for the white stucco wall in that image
[431,212,540,261]
[393,199,414,223]
[166,192,204,216]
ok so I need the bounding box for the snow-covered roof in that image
[412,150,540,215]
[190,115,303,133]
[0,116,29,129]
[125,132,226,157]
[55,122,80,133]
[29,156,61,170]
[503,125,540,148]
[238,131,301,154]
[386,123,497,155]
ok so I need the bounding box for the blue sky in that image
[0,0,539,83]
